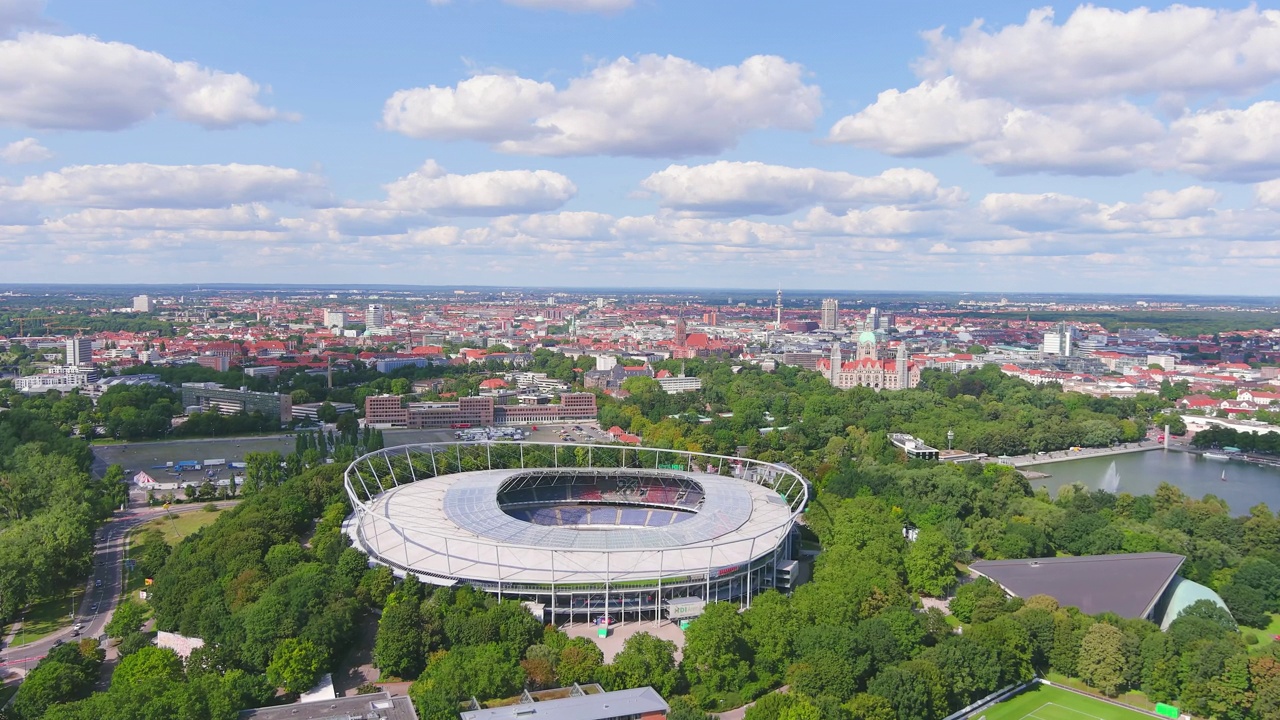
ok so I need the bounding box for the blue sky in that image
[3,0,1280,294]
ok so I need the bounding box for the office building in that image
[14,366,99,394]
[180,383,292,422]
[66,336,93,367]
[195,354,230,372]
[322,310,347,328]
[657,375,702,394]
[820,298,839,331]
[1043,322,1075,356]
[364,392,598,428]
[365,304,386,330]
[132,294,154,312]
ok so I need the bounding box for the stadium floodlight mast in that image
[343,440,810,626]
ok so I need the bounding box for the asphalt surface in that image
[0,501,239,673]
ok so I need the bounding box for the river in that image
[1024,449,1280,515]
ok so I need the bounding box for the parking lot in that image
[92,435,296,481]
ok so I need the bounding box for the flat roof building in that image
[237,692,417,720]
[460,686,668,720]
[180,383,292,423]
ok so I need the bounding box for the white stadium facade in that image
[344,442,809,623]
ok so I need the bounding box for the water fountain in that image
[1100,461,1120,493]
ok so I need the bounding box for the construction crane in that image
[10,317,55,335]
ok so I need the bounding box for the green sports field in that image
[978,684,1159,720]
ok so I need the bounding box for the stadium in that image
[343,441,809,623]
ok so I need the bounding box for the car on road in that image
[95,579,102,587]
[90,603,98,612]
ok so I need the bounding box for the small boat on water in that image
[1203,452,1231,460]
[1221,469,1227,483]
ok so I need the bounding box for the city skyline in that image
[4,1,1280,293]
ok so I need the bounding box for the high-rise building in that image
[323,310,347,328]
[775,289,783,327]
[820,298,839,331]
[365,304,385,329]
[1043,322,1075,356]
[66,336,93,367]
[867,307,881,331]
[132,295,154,313]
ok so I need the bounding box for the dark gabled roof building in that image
[969,552,1186,620]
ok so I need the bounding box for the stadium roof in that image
[349,466,797,587]
[442,469,751,551]
[969,552,1185,619]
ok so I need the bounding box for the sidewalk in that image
[992,441,1168,468]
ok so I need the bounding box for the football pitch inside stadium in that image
[978,684,1160,720]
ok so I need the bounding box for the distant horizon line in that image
[2,282,1279,302]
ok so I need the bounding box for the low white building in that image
[14,366,99,394]
[658,375,702,394]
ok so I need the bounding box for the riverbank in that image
[994,441,1166,469]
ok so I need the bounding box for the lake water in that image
[1025,450,1280,515]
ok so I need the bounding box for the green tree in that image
[104,600,147,639]
[608,631,681,696]
[374,593,425,679]
[557,637,604,686]
[845,693,896,720]
[681,601,753,692]
[267,638,326,694]
[1219,582,1270,629]
[904,527,956,597]
[1077,623,1126,697]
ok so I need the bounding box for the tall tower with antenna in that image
[775,289,783,328]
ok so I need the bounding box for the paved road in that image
[0,501,239,672]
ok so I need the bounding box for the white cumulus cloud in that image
[916,5,1280,104]
[381,160,576,215]
[828,78,1008,157]
[0,33,290,130]
[384,54,821,157]
[1257,180,1280,208]
[1171,102,1280,182]
[639,162,964,215]
[979,192,1100,231]
[0,136,50,163]
[829,5,1280,180]
[0,163,327,209]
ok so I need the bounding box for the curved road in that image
[0,501,239,671]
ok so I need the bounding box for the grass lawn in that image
[135,507,223,545]
[7,589,79,644]
[980,683,1163,720]
[1243,613,1280,655]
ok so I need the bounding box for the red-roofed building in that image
[479,378,508,390]
[1178,394,1220,410]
